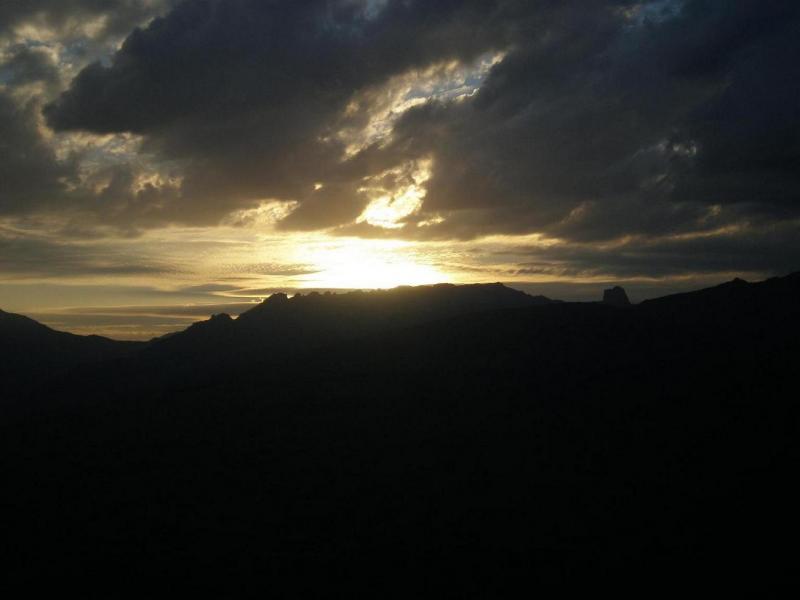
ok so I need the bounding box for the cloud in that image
[378,0,800,242]
[0,44,60,87]
[504,219,800,280]
[0,1,175,41]
[0,1,183,230]
[39,0,800,248]
[0,91,74,214]
[0,233,170,278]
[43,0,514,228]
[0,0,796,286]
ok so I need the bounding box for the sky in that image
[1,0,799,339]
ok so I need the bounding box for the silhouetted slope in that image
[1,284,549,395]
[239,282,549,325]
[128,282,554,385]
[641,272,800,318]
[0,308,142,394]
[1,274,798,590]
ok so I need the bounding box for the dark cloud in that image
[41,0,800,246]
[0,1,175,225]
[379,0,800,242]
[507,220,800,281]
[0,45,60,87]
[0,0,792,284]
[44,0,516,226]
[0,92,74,214]
[46,0,507,133]
[0,234,169,277]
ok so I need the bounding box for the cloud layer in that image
[1,0,799,285]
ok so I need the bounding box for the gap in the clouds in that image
[356,158,433,229]
[327,50,504,233]
[335,50,505,157]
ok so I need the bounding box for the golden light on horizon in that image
[296,238,447,289]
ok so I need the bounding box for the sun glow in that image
[296,238,446,289]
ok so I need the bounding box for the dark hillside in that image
[1,274,798,590]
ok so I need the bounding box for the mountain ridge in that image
[2,271,798,585]
[3,274,798,396]
[0,306,143,390]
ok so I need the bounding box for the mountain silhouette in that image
[0,308,141,394]
[1,274,798,589]
[91,282,555,390]
[602,285,631,306]
[172,281,549,350]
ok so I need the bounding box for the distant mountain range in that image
[4,274,798,396]
[2,273,799,588]
[3,282,553,395]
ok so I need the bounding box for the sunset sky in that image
[1,0,798,339]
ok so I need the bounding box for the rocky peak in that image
[265,293,289,305]
[602,286,631,307]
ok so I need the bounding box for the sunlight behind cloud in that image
[336,50,505,157]
[296,238,446,289]
[224,201,300,228]
[357,158,432,229]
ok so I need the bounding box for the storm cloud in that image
[0,92,73,214]
[1,0,798,284]
[39,0,800,242]
[43,0,517,228]
[376,0,800,241]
